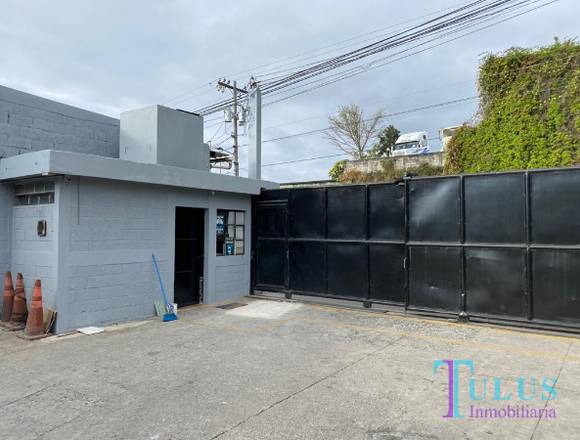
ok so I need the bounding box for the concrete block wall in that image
[57,178,172,331]
[0,184,12,311]
[10,202,58,312]
[56,177,252,333]
[214,264,248,301]
[0,84,119,314]
[0,85,119,159]
[0,184,11,271]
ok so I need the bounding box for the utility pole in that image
[247,83,262,181]
[232,81,239,177]
[217,79,247,176]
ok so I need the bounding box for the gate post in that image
[403,177,410,310]
[524,171,532,321]
[459,175,468,321]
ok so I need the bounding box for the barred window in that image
[216,210,245,256]
[15,181,55,206]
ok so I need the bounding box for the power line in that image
[260,62,571,168]
[257,0,532,93]
[256,0,495,88]
[260,0,556,107]
[262,136,442,167]
[263,153,347,167]
[262,78,477,131]
[225,94,478,152]
[196,0,498,113]
[227,70,569,156]
[164,81,216,106]
[194,0,557,115]
[255,0,503,96]
[216,80,247,176]
[257,77,570,147]
[163,1,472,106]
[250,1,474,82]
[263,96,478,144]
[212,135,233,149]
[226,53,566,150]
[207,121,226,144]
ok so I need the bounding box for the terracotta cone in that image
[11,273,28,323]
[25,280,44,337]
[2,271,15,323]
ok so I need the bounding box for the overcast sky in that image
[1,0,577,182]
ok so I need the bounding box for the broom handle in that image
[152,254,171,308]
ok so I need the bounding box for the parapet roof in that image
[0,150,278,195]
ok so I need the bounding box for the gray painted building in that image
[0,85,277,333]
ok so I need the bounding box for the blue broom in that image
[152,254,178,322]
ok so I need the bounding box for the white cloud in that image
[0,0,576,181]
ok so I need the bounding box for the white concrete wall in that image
[56,177,251,333]
[10,199,59,312]
[0,85,119,159]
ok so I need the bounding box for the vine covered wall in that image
[445,39,580,174]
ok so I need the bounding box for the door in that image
[174,207,205,306]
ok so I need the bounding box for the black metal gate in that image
[252,168,580,332]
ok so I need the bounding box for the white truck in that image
[439,126,462,151]
[391,131,430,157]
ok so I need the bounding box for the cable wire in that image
[193,0,556,115]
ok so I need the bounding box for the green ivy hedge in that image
[445,39,580,174]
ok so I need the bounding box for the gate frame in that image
[252,167,580,333]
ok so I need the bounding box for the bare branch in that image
[325,104,384,160]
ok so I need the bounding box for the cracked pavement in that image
[1,298,579,440]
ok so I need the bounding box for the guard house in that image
[0,85,277,333]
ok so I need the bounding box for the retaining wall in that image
[345,152,444,174]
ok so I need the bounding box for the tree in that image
[368,125,400,158]
[325,104,384,160]
[328,159,347,181]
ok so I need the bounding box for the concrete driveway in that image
[0,298,578,440]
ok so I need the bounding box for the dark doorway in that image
[174,207,205,306]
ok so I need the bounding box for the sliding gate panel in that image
[327,242,368,298]
[369,244,405,303]
[464,173,525,244]
[368,184,405,240]
[531,249,580,325]
[531,170,580,245]
[408,178,461,243]
[289,241,325,293]
[408,246,461,312]
[254,191,288,289]
[327,186,367,239]
[255,240,286,288]
[530,169,580,327]
[253,167,580,331]
[465,247,527,318]
[290,188,325,238]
